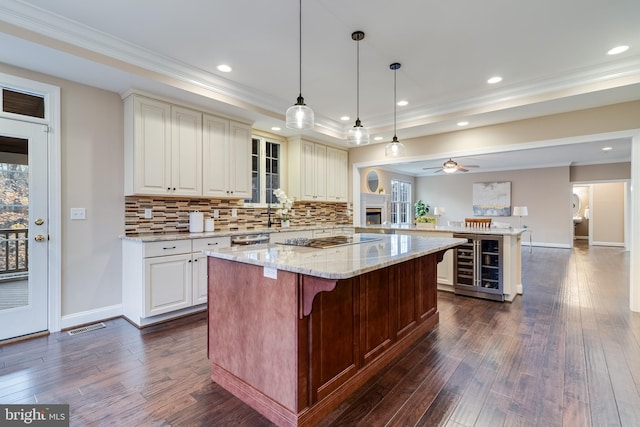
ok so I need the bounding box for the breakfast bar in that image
[205,233,464,426]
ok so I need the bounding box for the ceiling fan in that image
[423,158,479,174]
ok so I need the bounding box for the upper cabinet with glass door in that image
[123,93,251,198]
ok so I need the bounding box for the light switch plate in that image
[144,208,152,219]
[231,208,237,217]
[213,209,219,218]
[70,207,86,220]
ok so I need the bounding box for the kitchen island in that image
[205,233,465,426]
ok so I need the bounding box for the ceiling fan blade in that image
[422,166,442,170]
[461,164,479,168]
[458,167,469,172]
[432,168,444,174]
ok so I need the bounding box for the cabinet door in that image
[192,253,209,305]
[326,147,348,202]
[144,254,191,317]
[132,96,172,195]
[300,140,317,200]
[359,268,393,366]
[202,114,229,197]
[171,106,202,196]
[314,143,327,201]
[228,121,252,199]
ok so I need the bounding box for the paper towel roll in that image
[189,211,204,233]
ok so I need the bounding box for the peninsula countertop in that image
[204,233,466,280]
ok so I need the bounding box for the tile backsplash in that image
[125,196,351,235]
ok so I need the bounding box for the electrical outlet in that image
[306,209,311,217]
[213,209,219,218]
[231,208,237,217]
[70,207,86,220]
[291,209,295,217]
[144,208,152,219]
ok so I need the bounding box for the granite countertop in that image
[204,233,466,280]
[120,224,354,242]
[360,224,527,236]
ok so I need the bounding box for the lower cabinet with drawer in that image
[122,236,230,327]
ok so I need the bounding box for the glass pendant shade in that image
[286,96,314,130]
[347,119,370,146]
[385,136,405,157]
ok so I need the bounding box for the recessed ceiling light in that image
[217,64,232,73]
[340,115,350,121]
[602,146,613,151]
[607,45,629,55]
[397,100,408,106]
[271,126,281,131]
[457,121,469,127]
[374,136,383,141]
[487,76,502,84]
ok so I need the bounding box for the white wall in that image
[416,166,572,247]
[591,182,625,246]
[0,62,124,320]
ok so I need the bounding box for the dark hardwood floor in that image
[1,242,639,426]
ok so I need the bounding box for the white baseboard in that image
[526,242,572,249]
[60,304,123,330]
[591,241,625,247]
[574,236,589,240]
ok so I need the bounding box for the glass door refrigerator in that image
[453,233,504,301]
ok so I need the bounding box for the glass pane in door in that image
[0,136,29,311]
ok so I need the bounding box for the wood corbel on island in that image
[207,236,459,427]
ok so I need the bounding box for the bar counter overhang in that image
[205,234,465,426]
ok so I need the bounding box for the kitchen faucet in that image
[267,203,273,228]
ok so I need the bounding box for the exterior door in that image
[0,118,48,341]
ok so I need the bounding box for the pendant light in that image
[347,31,370,146]
[286,0,314,130]
[385,62,406,157]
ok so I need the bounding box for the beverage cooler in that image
[453,233,504,301]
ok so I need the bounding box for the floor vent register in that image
[67,322,106,336]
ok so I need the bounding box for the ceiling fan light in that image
[286,97,314,129]
[443,166,457,174]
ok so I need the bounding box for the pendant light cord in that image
[356,37,360,121]
[298,0,302,98]
[393,66,397,140]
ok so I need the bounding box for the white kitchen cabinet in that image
[202,114,252,198]
[122,236,231,327]
[171,105,202,196]
[288,137,347,202]
[125,93,251,199]
[326,147,348,202]
[144,252,192,317]
[124,95,171,196]
[124,95,202,197]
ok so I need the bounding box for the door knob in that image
[35,218,45,225]
[34,235,46,242]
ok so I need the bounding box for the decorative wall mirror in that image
[367,171,379,193]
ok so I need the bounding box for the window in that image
[2,88,45,118]
[246,136,282,205]
[390,179,412,225]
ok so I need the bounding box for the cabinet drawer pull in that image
[207,242,219,246]
[162,246,177,250]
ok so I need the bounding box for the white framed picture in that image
[472,181,511,216]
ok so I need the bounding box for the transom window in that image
[2,88,45,119]
[390,179,412,225]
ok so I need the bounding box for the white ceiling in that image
[1,0,639,174]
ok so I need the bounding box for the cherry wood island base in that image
[208,251,446,427]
